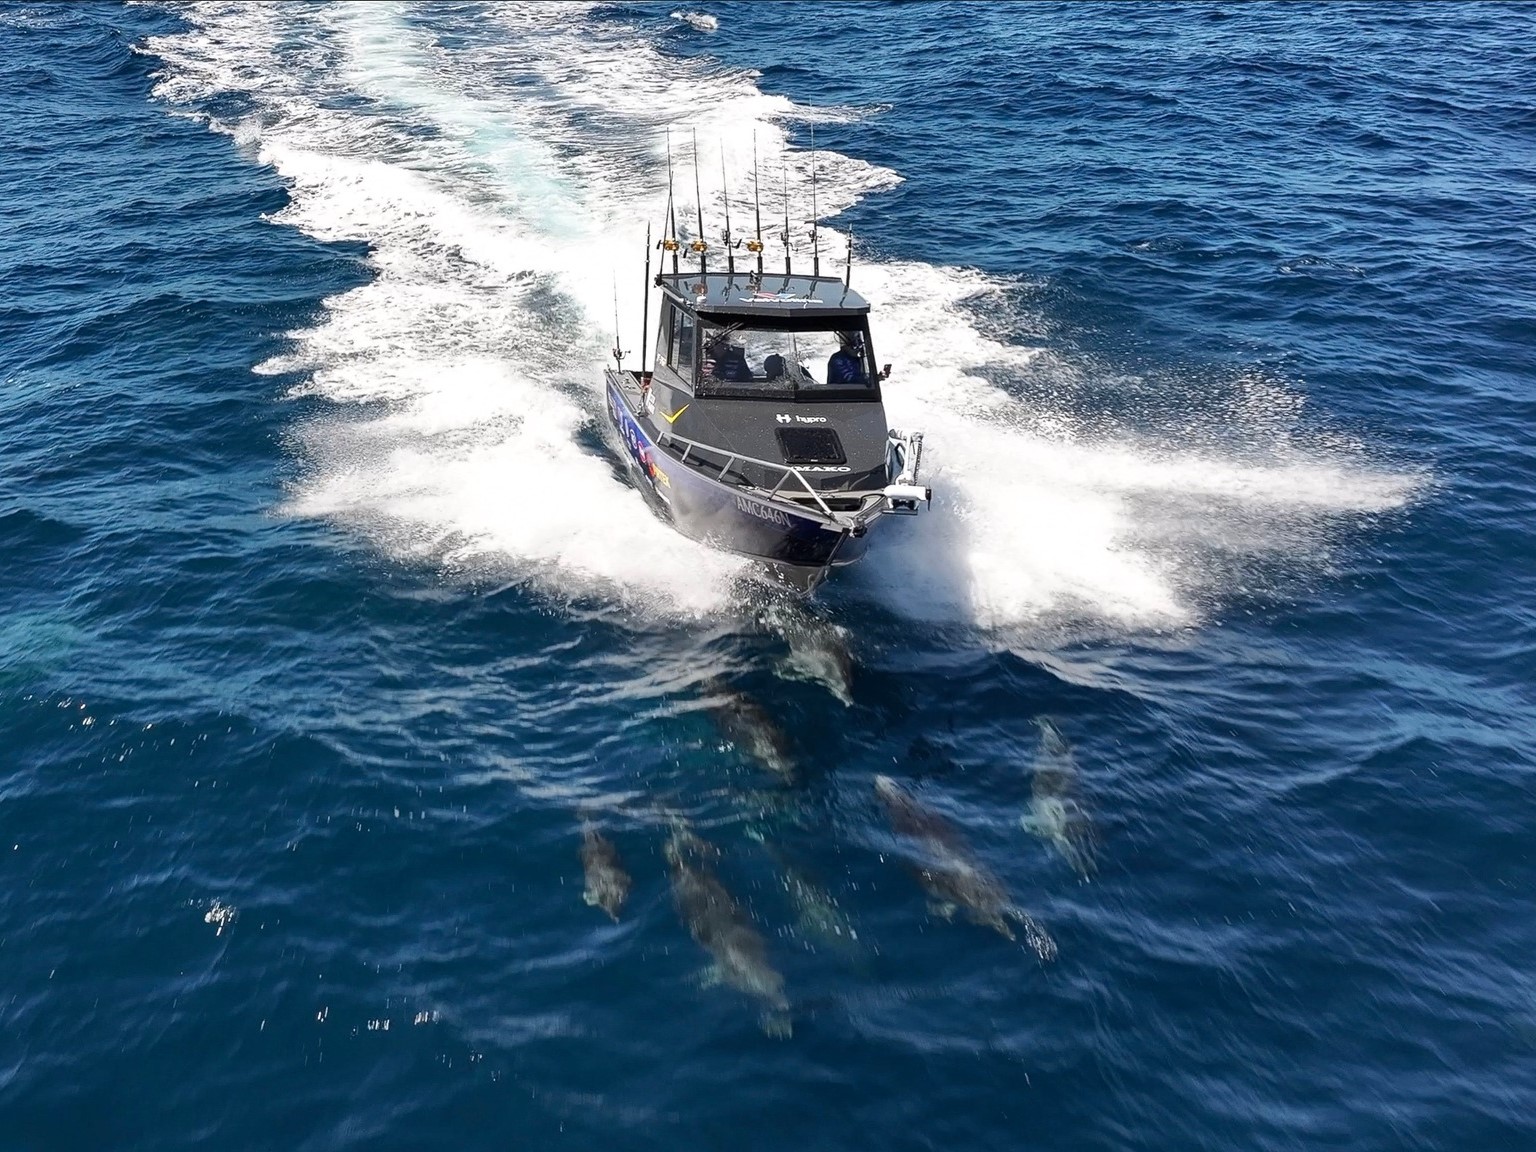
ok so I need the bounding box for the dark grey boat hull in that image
[605,373,868,588]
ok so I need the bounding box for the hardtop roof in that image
[656,271,871,320]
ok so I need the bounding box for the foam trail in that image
[844,264,1418,628]
[145,2,1419,631]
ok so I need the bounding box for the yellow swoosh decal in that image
[661,404,690,424]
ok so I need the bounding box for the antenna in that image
[640,222,652,369]
[749,131,764,276]
[809,124,820,279]
[720,146,735,276]
[781,152,792,277]
[611,280,626,369]
[845,227,854,289]
[691,128,708,276]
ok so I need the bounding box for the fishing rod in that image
[749,130,765,277]
[809,123,820,279]
[781,152,792,277]
[720,146,735,276]
[611,279,626,369]
[663,130,680,275]
[640,221,652,370]
[691,128,708,276]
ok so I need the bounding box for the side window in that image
[663,304,679,368]
[675,311,695,378]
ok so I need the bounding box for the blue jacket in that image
[827,348,865,385]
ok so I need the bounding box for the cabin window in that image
[669,308,695,377]
[660,305,677,365]
[696,322,877,400]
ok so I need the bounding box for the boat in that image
[603,143,931,593]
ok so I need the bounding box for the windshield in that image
[697,322,877,400]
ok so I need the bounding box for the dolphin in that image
[1021,718,1097,878]
[782,864,856,947]
[665,827,793,1037]
[752,836,861,955]
[579,824,631,921]
[704,679,798,783]
[769,610,856,707]
[873,774,1056,960]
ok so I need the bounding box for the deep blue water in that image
[3,3,1534,1149]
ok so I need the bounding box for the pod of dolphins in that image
[574,611,1095,1037]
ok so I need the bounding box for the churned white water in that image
[146,2,1417,630]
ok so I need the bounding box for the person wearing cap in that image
[826,331,866,385]
[705,334,752,382]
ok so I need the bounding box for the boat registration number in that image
[735,494,792,528]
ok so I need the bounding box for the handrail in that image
[656,429,841,519]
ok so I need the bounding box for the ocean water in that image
[3,2,1533,1148]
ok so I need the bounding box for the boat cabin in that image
[650,272,884,403]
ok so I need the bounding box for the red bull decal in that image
[611,385,670,498]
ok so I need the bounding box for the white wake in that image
[145,1,1418,629]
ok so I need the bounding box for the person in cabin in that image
[706,335,752,382]
[826,331,867,385]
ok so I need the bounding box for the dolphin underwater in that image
[665,827,793,1037]
[579,824,632,921]
[704,679,798,783]
[751,836,861,955]
[779,859,859,952]
[873,774,1056,960]
[1022,718,1098,878]
[767,608,856,707]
